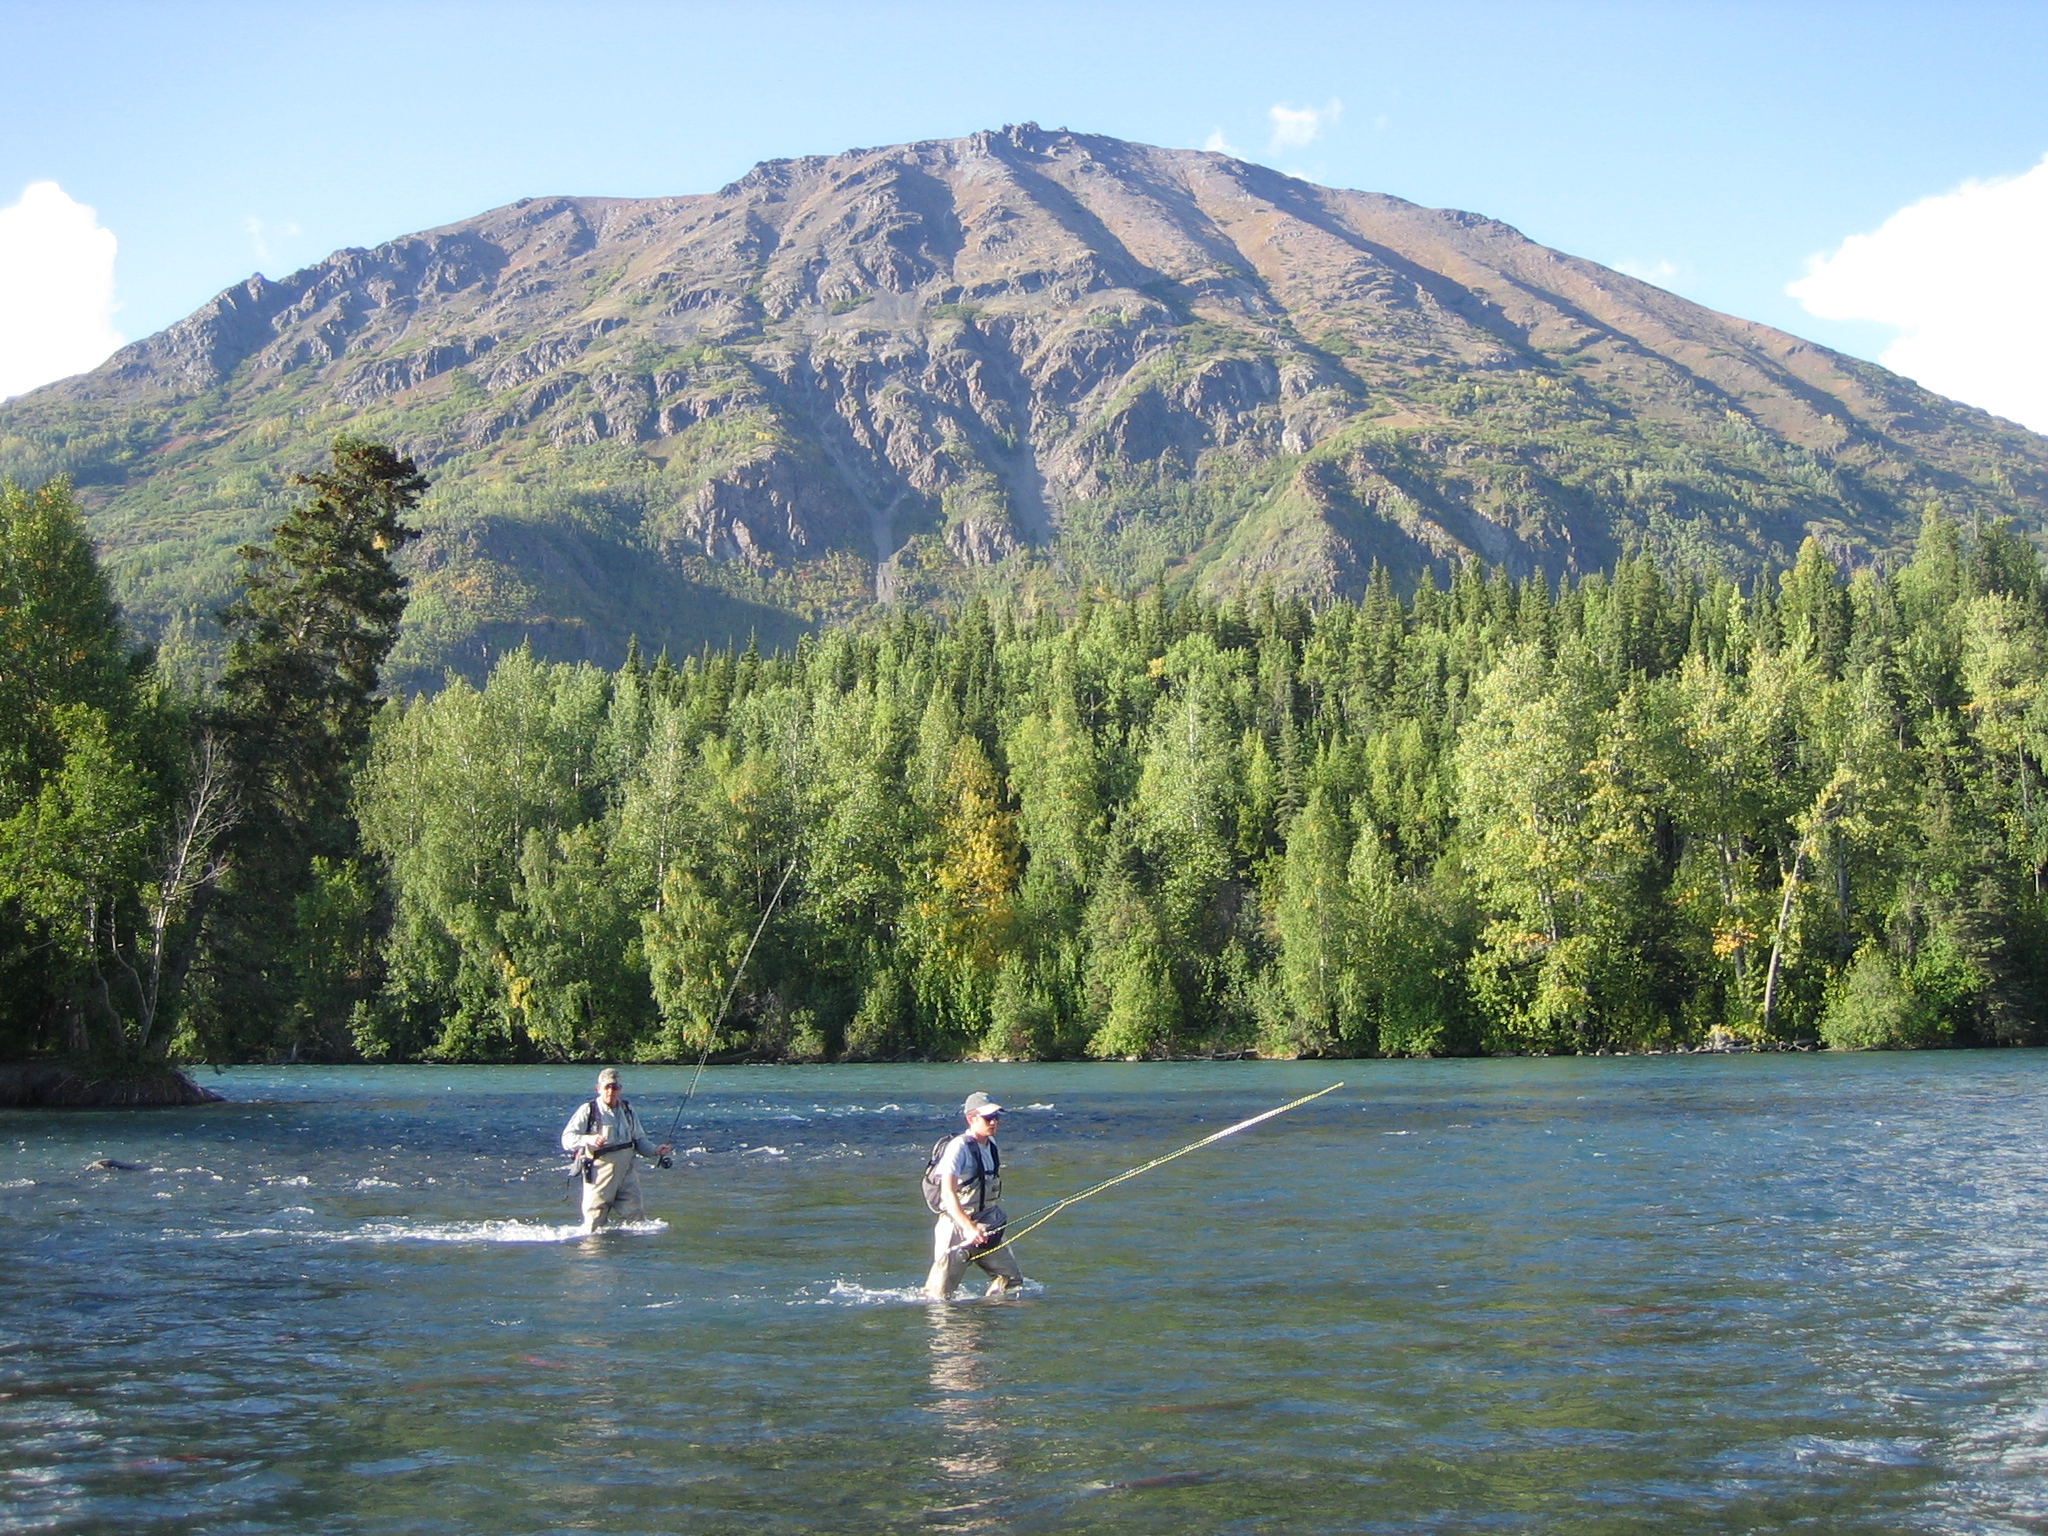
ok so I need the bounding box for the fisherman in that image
[561,1068,673,1234]
[924,1090,1025,1300]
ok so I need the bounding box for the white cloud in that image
[1789,154,2048,433]
[0,183,122,400]
[245,215,302,265]
[1203,128,1239,156]
[1268,99,1342,153]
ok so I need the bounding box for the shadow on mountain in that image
[389,514,811,690]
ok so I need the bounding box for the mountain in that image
[5,123,2046,686]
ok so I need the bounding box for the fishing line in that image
[953,1081,1345,1259]
[555,862,795,1209]
[660,856,799,1152]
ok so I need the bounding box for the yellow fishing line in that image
[961,1081,1346,1260]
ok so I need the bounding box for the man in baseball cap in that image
[923,1090,1025,1298]
[560,1068,672,1234]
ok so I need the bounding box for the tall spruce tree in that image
[192,439,424,1059]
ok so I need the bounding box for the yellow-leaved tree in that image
[911,736,1020,1047]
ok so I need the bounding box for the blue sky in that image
[5,0,2047,423]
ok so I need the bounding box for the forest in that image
[7,439,2048,1067]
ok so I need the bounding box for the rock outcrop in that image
[0,1062,224,1108]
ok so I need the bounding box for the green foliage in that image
[25,478,2048,1064]
[0,480,211,1064]
[333,512,2048,1061]
[1821,947,1948,1050]
[0,479,134,760]
[187,439,427,1060]
[1269,788,1352,1055]
[217,437,426,793]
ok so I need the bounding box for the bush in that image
[1821,948,1949,1051]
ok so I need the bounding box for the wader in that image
[925,1205,1023,1298]
[923,1134,1021,1297]
[581,1147,645,1232]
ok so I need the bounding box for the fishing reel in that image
[657,1153,674,1170]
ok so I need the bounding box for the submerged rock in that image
[0,1063,223,1109]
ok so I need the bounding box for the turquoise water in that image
[6,1054,2048,1533]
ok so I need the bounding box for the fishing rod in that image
[954,1080,1345,1259]
[659,856,799,1156]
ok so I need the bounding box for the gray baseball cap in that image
[962,1091,1004,1118]
[597,1067,622,1087]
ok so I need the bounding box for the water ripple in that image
[8,1056,2048,1532]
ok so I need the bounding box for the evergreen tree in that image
[191,439,425,1059]
[338,537,2048,1064]
[1780,537,1852,677]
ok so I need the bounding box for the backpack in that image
[922,1134,1000,1214]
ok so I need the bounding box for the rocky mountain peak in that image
[5,128,2045,685]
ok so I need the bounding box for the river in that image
[6,1054,2048,1533]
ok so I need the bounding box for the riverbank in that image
[0,1062,223,1108]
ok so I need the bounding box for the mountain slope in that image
[5,123,2045,685]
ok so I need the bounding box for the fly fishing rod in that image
[659,856,798,1156]
[954,1080,1345,1259]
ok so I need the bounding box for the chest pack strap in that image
[967,1137,1000,1210]
[583,1097,638,1156]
